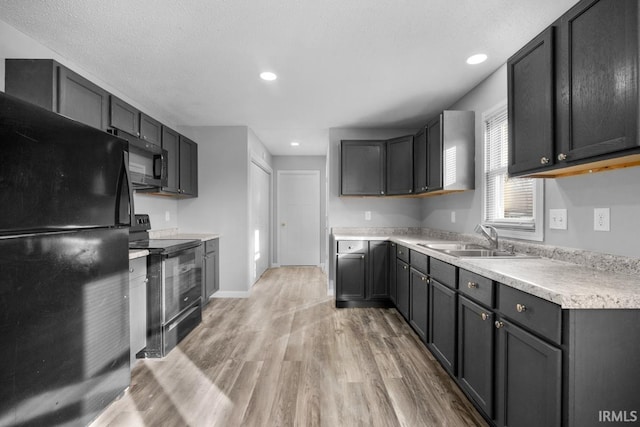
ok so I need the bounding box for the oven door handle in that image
[167,304,200,331]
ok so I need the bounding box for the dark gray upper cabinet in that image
[386,135,414,195]
[508,0,640,178]
[179,135,198,197]
[161,126,180,194]
[426,116,443,192]
[109,95,140,136]
[340,140,386,196]
[140,113,162,147]
[508,27,555,176]
[413,127,427,193]
[5,59,109,131]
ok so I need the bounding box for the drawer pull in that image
[557,153,567,161]
[398,250,403,255]
[481,312,489,321]
[516,303,527,313]
[467,281,478,289]
[494,321,504,329]
[421,276,428,282]
[540,156,550,165]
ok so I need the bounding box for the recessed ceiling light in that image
[260,71,277,81]
[466,54,488,65]
[290,141,300,147]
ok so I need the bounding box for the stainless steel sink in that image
[417,242,487,250]
[441,249,538,259]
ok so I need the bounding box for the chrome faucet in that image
[475,224,499,250]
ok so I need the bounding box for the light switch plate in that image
[451,211,456,223]
[594,208,610,231]
[549,209,567,230]
[165,211,170,222]
[365,211,372,221]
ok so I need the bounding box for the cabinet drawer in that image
[498,284,561,344]
[337,240,367,254]
[459,269,494,307]
[430,258,456,288]
[129,257,147,279]
[396,244,409,263]
[205,238,218,254]
[410,250,428,275]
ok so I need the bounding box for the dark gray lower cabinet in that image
[496,319,561,427]
[395,259,410,319]
[368,241,389,299]
[458,296,494,419]
[336,253,366,301]
[429,279,457,375]
[203,238,219,304]
[409,268,428,342]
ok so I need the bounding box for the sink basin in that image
[417,242,487,250]
[442,249,538,259]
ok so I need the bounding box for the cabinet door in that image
[426,116,443,192]
[162,126,180,194]
[389,243,397,305]
[203,250,217,304]
[409,268,428,342]
[429,278,456,375]
[139,113,162,146]
[110,95,140,136]
[57,65,109,130]
[413,128,427,193]
[336,253,366,300]
[458,296,494,418]
[558,0,639,162]
[508,27,555,175]
[341,141,386,196]
[386,135,414,195]
[395,259,410,319]
[368,241,389,300]
[496,319,561,427]
[179,135,199,197]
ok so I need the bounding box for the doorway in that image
[277,170,320,266]
[250,161,271,284]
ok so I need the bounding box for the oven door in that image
[161,245,203,323]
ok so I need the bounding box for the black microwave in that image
[110,129,168,188]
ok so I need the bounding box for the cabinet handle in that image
[494,321,504,329]
[398,250,403,255]
[403,265,408,270]
[143,135,147,140]
[409,189,413,193]
[361,255,365,259]
[421,276,427,282]
[481,313,489,321]
[129,268,134,273]
[467,281,478,289]
[184,297,189,302]
[143,278,149,283]
[381,191,385,195]
[540,156,550,165]
[557,153,567,161]
[516,303,527,313]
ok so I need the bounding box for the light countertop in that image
[333,232,640,309]
[129,249,149,260]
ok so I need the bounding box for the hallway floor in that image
[91,267,487,426]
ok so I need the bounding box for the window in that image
[482,103,544,241]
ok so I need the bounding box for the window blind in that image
[484,105,535,230]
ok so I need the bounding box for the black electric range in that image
[129,214,203,358]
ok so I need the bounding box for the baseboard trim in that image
[212,291,250,299]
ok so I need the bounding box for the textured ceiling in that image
[0,0,579,155]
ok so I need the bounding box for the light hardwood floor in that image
[91,267,488,427]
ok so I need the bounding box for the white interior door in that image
[278,170,320,266]
[250,162,270,284]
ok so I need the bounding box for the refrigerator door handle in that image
[116,151,135,226]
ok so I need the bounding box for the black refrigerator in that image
[0,92,133,426]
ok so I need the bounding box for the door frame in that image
[276,169,321,267]
[248,157,273,287]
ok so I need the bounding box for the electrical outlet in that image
[594,208,610,231]
[165,211,170,222]
[365,211,372,221]
[549,209,567,230]
[451,211,456,223]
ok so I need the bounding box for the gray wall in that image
[177,126,253,295]
[328,128,422,229]
[272,156,327,267]
[421,64,640,258]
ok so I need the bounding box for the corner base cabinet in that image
[335,240,391,308]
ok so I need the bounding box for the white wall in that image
[328,128,422,229]
[0,19,180,226]
[272,156,327,267]
[421,64,640,258]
